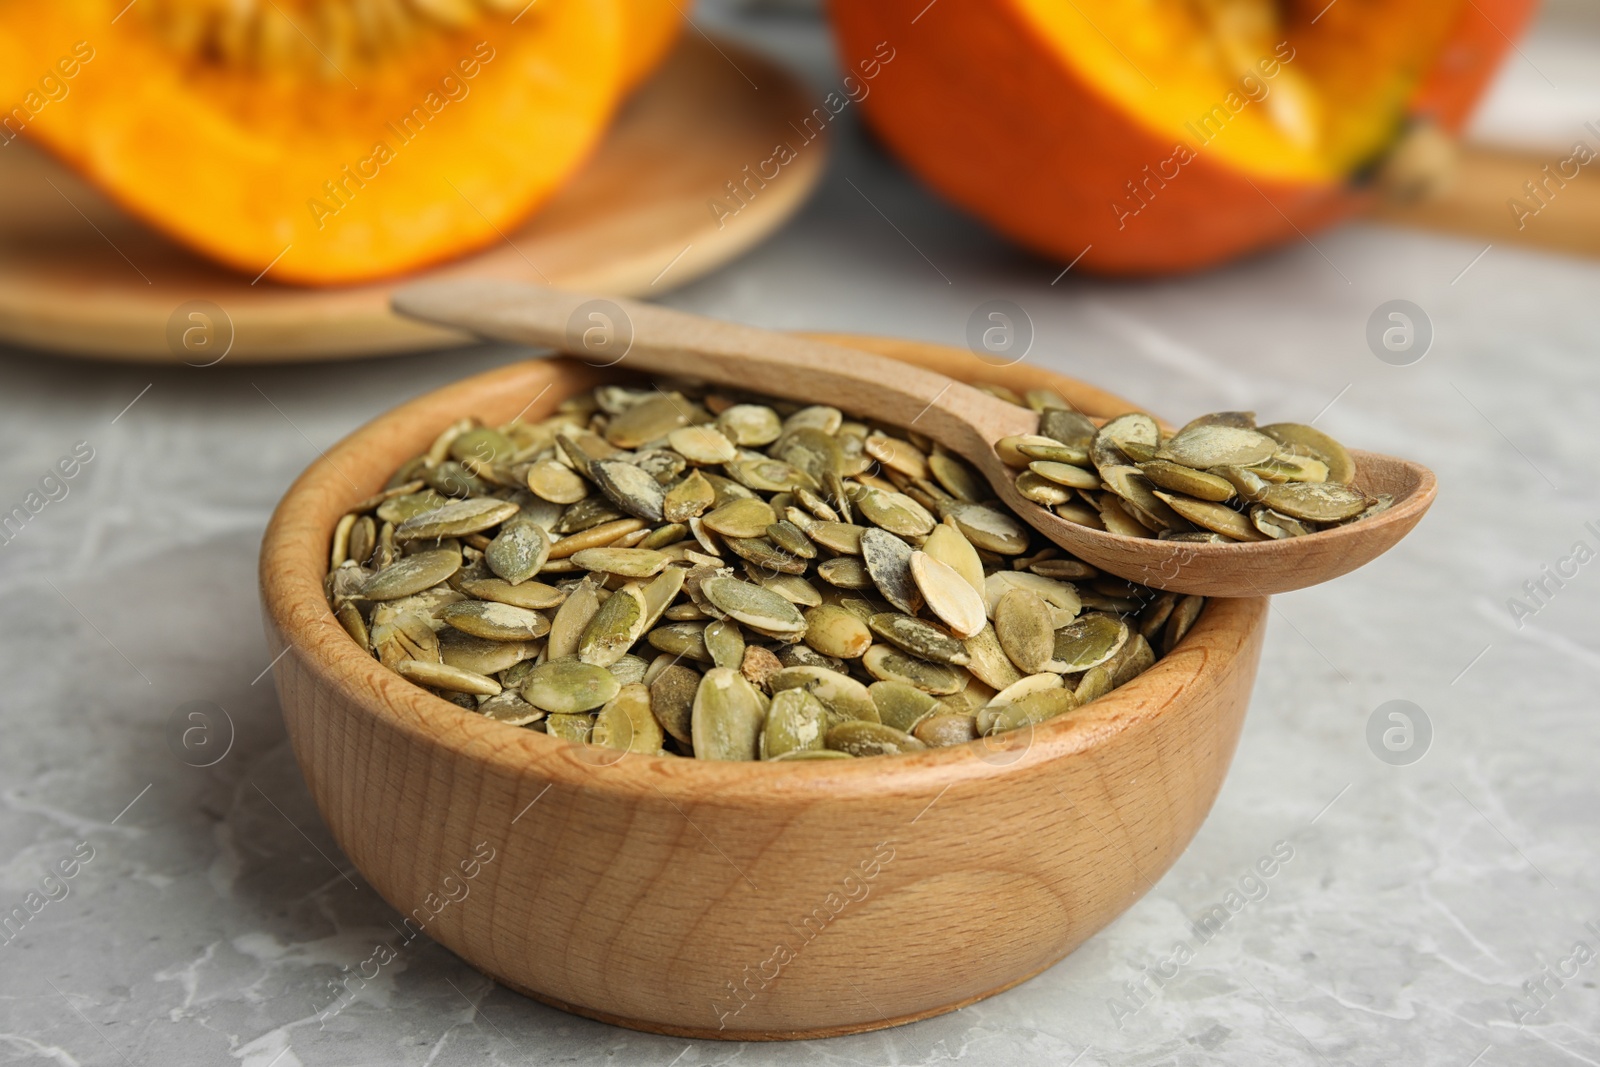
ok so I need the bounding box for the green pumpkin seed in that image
[1039,408,1098,447]
[717,404,782,447]
[646,620,712,663]
[728,457,818,493]
[768,666,878,722]
[668,425,738,465]
[927,452,986,503]
[376,489,452,523]
[591,683,665,754]
[702,497,777,539]
[1139,460,1236,503]
[1251,506,1318,539]
[525,460,590,504]
[397,658,502,696]
[1108,632,1157,687]
[982,687,1079,735]
[860,528,922,615]
[545,713,595,743]
[724,536,809,575]
[943,502,1029,554]
[440,600,551,641]
[962,624,1025,690]
[1015,471,1071,506]
[648,663,700,744]
[854,488,935,538]
[439,632,538,676]
[1256,482,1370,522]
[869,680,939,734]
[993,588,1055,673]
[1050,614,1129,672]
[1073,665,1114,703]
[362,549,461,601]
[817,556,873,589]
[663,470,716,523]
[1027,460,1100,490]
[913,712,979,747]
[825,720,926,757]
[700,575,806,636]
[578,585,647,667]
[604,393,691,449]
[485,519,550,584]
[523,657,621,714]
[809,522,865,556]
[460,577,565,611]
[761,688,828,758]
[591,459,666,522]
[803,605,873,659]
[1157,424,1278,469]
[569,547,669,578]
[1151,491,1266,541]
[861,644,966,695]
[866,612,969,666]
[704,618,746,671]
[691,667,767,761]
[1260,422,1355,483]
[479,691,542,726]
[1162,594,1205,653]
[1091,412,1160,471]
[997,434,1067,467]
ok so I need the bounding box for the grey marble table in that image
[2,5,1596,1066]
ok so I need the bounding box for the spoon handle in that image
[392,280,1038,462]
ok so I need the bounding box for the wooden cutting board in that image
[0,33,827,363]
[1371,142,1600,259]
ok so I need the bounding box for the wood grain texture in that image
[259,335,1269,1039]
[392,281,1438,597]
[1371,143,1600,259]
[0,34,825,362]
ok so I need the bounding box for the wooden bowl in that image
[259,335,1269,1040]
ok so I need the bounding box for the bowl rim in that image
[259,337,1269,804]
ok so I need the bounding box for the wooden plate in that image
[0,34,826,363]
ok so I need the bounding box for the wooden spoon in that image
[390,280,1436,597]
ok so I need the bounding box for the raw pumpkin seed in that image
[1003,401,1375,544]
[522,658,620,714]
[691,667,767,761]
[591,684,665,754]
[361,548,460,600]
[867,612,970,666]
[440,601,551,642]
[803,605,873,659]
[397,658,502,696]
[993,588,1054,673]
[332,380,1204,760]
[825,720,926,757]
[761,688,827,759]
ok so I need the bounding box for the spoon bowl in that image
[392,281,1436,596]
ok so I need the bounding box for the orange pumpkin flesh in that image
[829,0,1537,275]
[0,0,687,285]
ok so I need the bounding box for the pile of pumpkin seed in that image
[1003,407,1390,542]
[324,381,1207,760]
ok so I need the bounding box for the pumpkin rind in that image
[827,0,1537,276]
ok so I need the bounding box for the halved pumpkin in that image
[829,0,1537,275]
[0,0,686,285]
